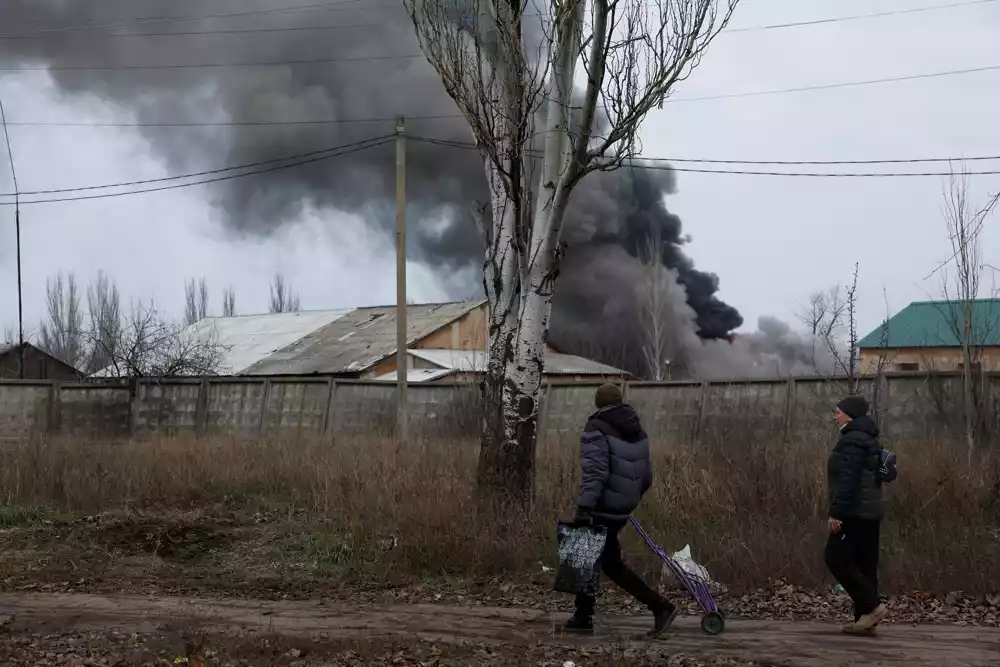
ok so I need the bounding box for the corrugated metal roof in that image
[241,300,486,376]
[187,309,354,374]
[372,368,457,383]
[408,348,628,376]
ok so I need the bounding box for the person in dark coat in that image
[563,383,677,638]
[825,395,888,634]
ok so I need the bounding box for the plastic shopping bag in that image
[553,521,607,596]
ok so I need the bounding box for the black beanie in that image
[837,395,869,419]
[595,383,623,409]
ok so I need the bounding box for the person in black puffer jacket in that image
[825,395,888,635]
[563,384,677,639]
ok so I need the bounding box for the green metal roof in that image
[858,299,1000,349]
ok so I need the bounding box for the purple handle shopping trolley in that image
[630,517,726,635]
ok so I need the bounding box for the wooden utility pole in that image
[395,117,408,442]
[0,97,23,380]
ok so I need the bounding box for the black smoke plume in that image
[0,0,745,376]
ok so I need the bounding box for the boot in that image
[648,601,679,638]
[563,615,594,635]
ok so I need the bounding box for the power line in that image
[636,155,1000,166]
[0,52,422,73]
[3,132,999,210]
[0,21,394,41]
[2,0,993,40]
[667,64,1000,102]
[408,135,1000,177]
[3,132,999,203]
[0,134,392,206]
[0,0,377,39]
[726,0,999,33]
[0,137,392,197]
[2,114,456,128]
[3,51,997,105]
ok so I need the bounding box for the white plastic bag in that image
[670,544,713,584]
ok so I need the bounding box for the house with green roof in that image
[858,299,1000,372]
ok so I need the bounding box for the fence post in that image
[783,377,796,440]
[195,378,210,435]
[877,373,891,436]
[258,378,272,438]
[322,379,338,440]
[537,384,551,442]
[695,381,709,441]
[47,381,61,435]
[128,378,140,436]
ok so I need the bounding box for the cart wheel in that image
[700,611,726,635]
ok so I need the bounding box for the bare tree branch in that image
[269,273,301,313]
[87,299,227,379]
[934,165,998,457]
[222,287,237,317]
[184,277,210,326]
[405,0,737,500]
[38,271,85,369]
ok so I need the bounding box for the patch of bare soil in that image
[0,626,761,667]
[1,593,999,667]
[2,512,998,631]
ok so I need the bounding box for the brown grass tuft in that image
[0,430,997,593]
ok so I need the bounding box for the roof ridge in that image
[907,298,1000,306]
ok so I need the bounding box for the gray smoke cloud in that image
[0,0,827,378]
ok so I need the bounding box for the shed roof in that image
[240,300,485,376]
[372,368,458,383]
[407,348,629,376]
[858,299,1000,349]
[186,309,353,374]
[0,341,86,377]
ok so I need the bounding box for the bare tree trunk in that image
[961,302,975,457]
[406,0,736,506]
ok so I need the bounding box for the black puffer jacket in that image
[577,403,653,521]
[827,415,885,521]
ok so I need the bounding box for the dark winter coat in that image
[577,403,653,522]
[827,415,886,522]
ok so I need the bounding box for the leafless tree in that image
[816,264,862,392]
[637,229,685,380]
[796,284,848,373]
[38,272,85,369]
[798,286,847,339]
[84,270,122,375]
[269,273,301,314]
[222,287,237,317]
[89,299,227,379]
[933,167,1000,457]
[405,0,737,500]
[184,277,210,326]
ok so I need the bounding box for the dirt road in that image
[1,593,998,667]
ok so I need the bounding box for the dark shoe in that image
[648,602,679,638]
[563,615,594,635]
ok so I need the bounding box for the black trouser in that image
[574,520,668,619]
[824,518,881,619]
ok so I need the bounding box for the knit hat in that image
[837,395,869,419]
[595,383,624,409]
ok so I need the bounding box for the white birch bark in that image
[405,0,737,501]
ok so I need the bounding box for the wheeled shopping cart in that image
[630,517,726,635]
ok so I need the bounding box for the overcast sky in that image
[1,0,999,343]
